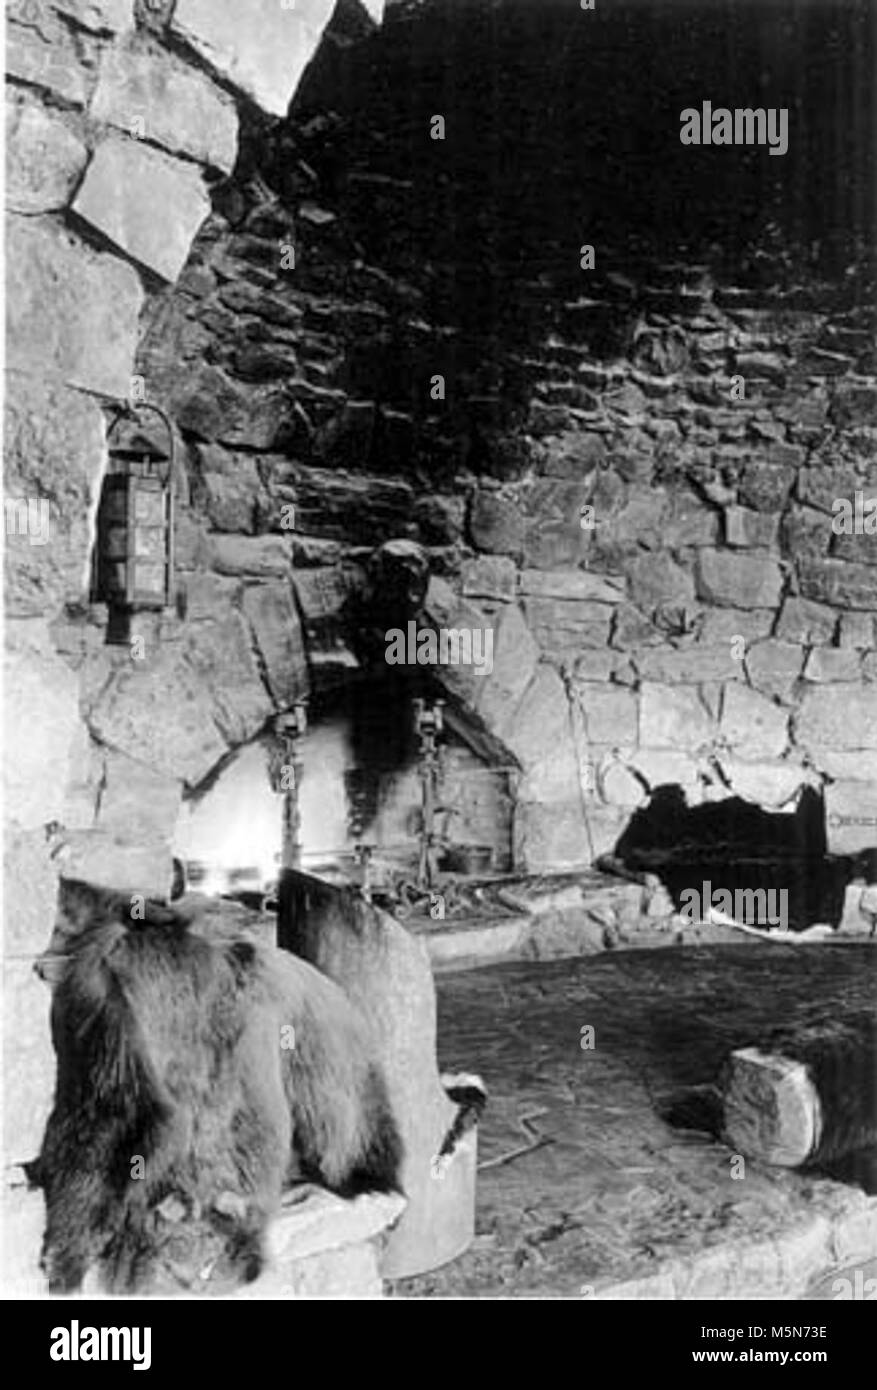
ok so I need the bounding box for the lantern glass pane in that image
[134,489,165,524]
[135,562,166,594]
[134,527,166,559]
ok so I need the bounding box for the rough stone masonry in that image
[3,0,876,1295]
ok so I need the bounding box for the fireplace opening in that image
[173,670,515,907]
[606,784,877,934]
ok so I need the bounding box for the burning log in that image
[721,1013,877,1168]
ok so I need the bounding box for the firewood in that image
[721,1013,877,1168]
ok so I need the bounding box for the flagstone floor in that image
[391,943,877,1299]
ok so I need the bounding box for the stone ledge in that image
[232,1187,406,1300]
[593,1194,877,1300]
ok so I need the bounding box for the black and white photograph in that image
[2,0,876,1336]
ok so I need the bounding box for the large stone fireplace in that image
[4,0,876,1295]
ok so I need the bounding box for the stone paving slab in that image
[391,945,877,1299]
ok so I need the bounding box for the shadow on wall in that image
[611,783,877,931]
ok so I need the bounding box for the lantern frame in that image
[93,403,178,614]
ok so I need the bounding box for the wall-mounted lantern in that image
[93,403,177,616]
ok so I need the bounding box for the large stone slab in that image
[776,596,837,645]
[6,215,142,398]
[472,603,539,739]
[519,569,625,604]
[798,559,877,611]
[87,649,228,787]
[74,136,211,283]
[745,640,804,703]
[696,549,783,609]
[514,798,592,870]
[825,782,877,854]
[523,596,613,658]
[53,828,173,897]
[5,91,88,213]
[720,684,789,760]
[639,683,713,752]
[90,43,238,173]
[469,492,525,556]
[636,645,741,685]
[420,577,498,713]
[4,627,82,831]
[242,583,309,709]
[6,9,94,106]
[4,375,106,618]
[508,667,582,804]
[577,686,638,746]
[803,647,862,682]
[184,612,275,746]
[796,686,877,752]
[4,960,54,1166]
[210,535,292,578]
[628,552,694,613]
[172,0,336,117]
[96,750,183,843]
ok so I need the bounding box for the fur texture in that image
[36,879,403,1295]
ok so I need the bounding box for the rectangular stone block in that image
[799,559,877,611]
[639,683,713,751]
[796,686,877,752]
[90,44,238,173]
[473,603,539,737]
[461,556,517,602]
[839,612,876,650]
[776,596,838,645]
[505,667,581,805]
[724,506,780,548]
[577,686,638,746]
[3,960,54,1165]
[73,136,211,283]
[4,634,82,831]
[88,649,228,786]
[825,782,877,854]
[6,214,142,398]
[523,597,613,657]
[172,0,335,117]
[803,648,862,682]
[720,684,789,760]
[242,582,309,708]
[4,377,107,618]
[210,535,292,578]
[185,612,275,746]
[55,829,173,897]
[696,549,783,609]
[519,568,625,604]
[6,91,88,214]
[97,751,183,843]
[807,749,877,782]
[6,11,93,106]
[514,799,592,871]
[636,645,741,684]
[745,640,804,702]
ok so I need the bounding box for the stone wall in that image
[4,0,875,1291]
[3,0,381,1292]
[133,0,877,874]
